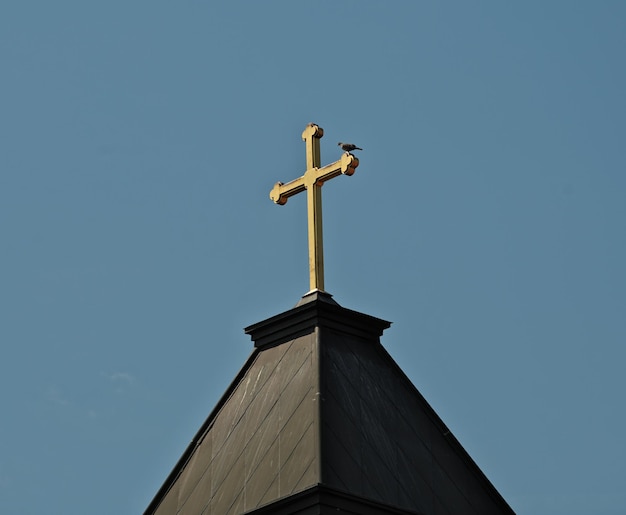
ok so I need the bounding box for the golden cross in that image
[270,123,359,293]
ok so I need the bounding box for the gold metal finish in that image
[269,123,359,293]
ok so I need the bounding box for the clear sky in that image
[2,2,625,514]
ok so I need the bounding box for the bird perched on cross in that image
[338,142,363,153]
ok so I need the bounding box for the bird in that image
[338,142,363,153]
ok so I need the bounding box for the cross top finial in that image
[270,123,359,294]
[303,122,323,139]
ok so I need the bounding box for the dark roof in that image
[145,291,514,514]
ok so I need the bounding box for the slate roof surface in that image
[145,292,514,514]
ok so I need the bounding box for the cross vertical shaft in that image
[303,124,325,292]
[269,124,360,294]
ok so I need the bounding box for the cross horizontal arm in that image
[269,153,359,206]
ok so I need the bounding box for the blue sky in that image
[1,2,625,514]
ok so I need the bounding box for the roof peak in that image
[294,289,339,307]
[245,292,391,350]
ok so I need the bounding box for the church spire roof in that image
[145,292,513,514]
